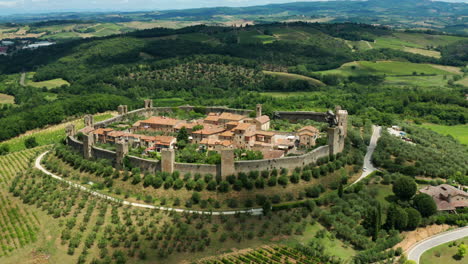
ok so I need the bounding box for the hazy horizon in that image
[0,0,466,16]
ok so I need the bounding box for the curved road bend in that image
[35,151,263,216]
[352,125,382,185]
[407,226,468,264]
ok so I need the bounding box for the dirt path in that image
[35,151,264,216]
[19,72,26,86]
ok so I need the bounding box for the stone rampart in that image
[127,155,161,173]
[174,163,219,176]
[235,145,329,174]
[92,146,117,164]
[67,136,83,153]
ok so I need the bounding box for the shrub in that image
[413,193,437,217]
[173,179,184,190]
[392,175,417,200]
[217,181,230,193]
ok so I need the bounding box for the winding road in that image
[407,227,468,264]
[35,151,263,216]
[352,125,382,185]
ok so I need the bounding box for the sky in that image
[0,0,466,15]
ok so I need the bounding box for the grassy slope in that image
[420,124,468,145]
[263,71,325,86]
[318,61,456,77]
[1,112,115,152]
[420,237,468,264]
[25,72,70,89]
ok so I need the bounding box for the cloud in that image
[0,1,19,7]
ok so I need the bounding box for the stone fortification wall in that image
[127,155,161,173]
[92,146,117,164]
[234,145,329,174]
[174,163,218,176]
[68,102,347,177]
[67,136,84,153]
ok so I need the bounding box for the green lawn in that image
[420,124,468,145]
[420,237,468,264]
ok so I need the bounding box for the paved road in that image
[35,151,263,216]
[352,125,382,185]
[407,227,468,263]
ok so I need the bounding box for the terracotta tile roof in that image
[107,131,127,138]
[132,120,141,127]
[219,112,245,121]
[200,138,232,147]
[174,120,204,130]
[255,115,270,124]
[79,127,95,134]
[192,125,225,135]
[204,113,220,122]
[299,131,316,137]
[299,126,320,133]
[141,116,180,126]
[94,128,114,135]
[255,131,275,137]
[226,121,239,126]
[275,138,295,146]
[219,131,234,137]
[234,123,254,131]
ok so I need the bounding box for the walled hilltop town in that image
[66,100,348,177]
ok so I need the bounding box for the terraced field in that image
[0,147,49,257]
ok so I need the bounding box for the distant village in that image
[80,105,322,160]
[0,39,55,56]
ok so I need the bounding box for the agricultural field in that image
[419,124,468,145]
[24,72,70,89]
[1,112,115,153]
[373,32,466,51]
[0,147,49,259]
[420,237,468,264]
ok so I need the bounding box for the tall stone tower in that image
[65,124,76,137]
[116,141,129,169]
[161,149,175,174]
[84,115,94,128]
[256,104,262,118]
[83,132,94,159]
[118,105,128,115]
[144,99,153,109]
[221,149,235,178]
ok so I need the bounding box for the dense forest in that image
[0,22,466,142]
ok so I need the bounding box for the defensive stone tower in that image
[161,149,175,174]
[256,104,262,118]
[144,99,153,109]
[221,149,235,178]
[83,132,94,159]
[84,114,94,128]
[115,141,129,169]
[65,124,76,137]
[328,106,348,155]
[118,105,128,115]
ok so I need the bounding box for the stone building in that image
[420,184,468,211]
[298,126,320,147]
